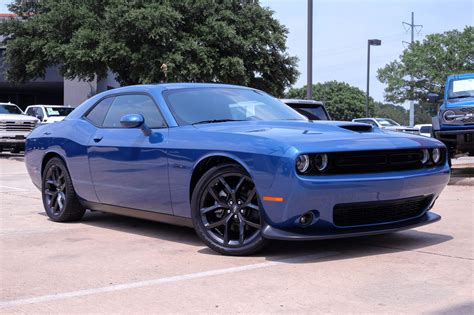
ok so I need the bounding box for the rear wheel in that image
[42,157,85,222]
[191,164,267,255]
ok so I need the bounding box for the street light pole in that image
[307,0,313,100]
[365,39,381,117]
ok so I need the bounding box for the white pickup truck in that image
[0,102,39,153]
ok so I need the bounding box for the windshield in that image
[0,104,23,114]
[163,88,307,125]
[448,78,474,99]
[290,105,329,120]
[376,118,400,126]
[45,106,74,117]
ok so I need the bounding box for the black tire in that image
[42,157,86,222]
[191,164,268,256]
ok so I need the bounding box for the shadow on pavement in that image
[427,301,474,315]
[65,210,453,263]
[0,152,25,161]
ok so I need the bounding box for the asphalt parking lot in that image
[1,155,473,314]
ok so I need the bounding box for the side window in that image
[26,108,35,116]
[85,97,114,126]
[37,107,45,118]
[102,94,165,128]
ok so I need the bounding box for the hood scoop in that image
[339,124,373,132]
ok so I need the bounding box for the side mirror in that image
[120,114,151,136]
[35,115,43,121]
[426,93,440,103]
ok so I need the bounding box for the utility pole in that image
[307,0,313,99]
[403,12,422,126]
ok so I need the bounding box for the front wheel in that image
[191,164,267,255]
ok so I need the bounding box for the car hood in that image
[0,114,38,122]
[193,120,442,153]
[446,96,474,108]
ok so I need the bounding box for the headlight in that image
[314,153,329,171]
[432,148,441,164]
[443,110,456,122]
[296,154,310,173]
[421,149,429,164]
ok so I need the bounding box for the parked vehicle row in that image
[0,103,73,153]
[0,103,39,153]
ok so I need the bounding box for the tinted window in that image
[102,94,165,128]
[291,105,329,120]
[36,107,45,117]
[163,88,306,125]
[85,97,114,126]
[420,126,432,133]
[26,108,35,116]
[0,104,23,114]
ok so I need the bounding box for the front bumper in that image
[263,212,441,240]
[258,164,450,240]
[0,136,26,148]
[434,129,474,152]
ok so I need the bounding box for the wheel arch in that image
[41,151,68,176]
[189,153,252,201]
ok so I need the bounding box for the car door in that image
[86,93,172,214]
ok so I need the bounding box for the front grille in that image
[0,121,36,132]
[459,107,474,114]
[328,149,441,174]
[333,195,433,227]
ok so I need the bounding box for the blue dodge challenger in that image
[25,83,450,255]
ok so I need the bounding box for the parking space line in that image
[0,173,28,176]
[0,185,29,192]
[0,251,338,308]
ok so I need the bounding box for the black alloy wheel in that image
[42,157,85,222]
[191,164,267,255]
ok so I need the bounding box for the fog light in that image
[432,148,441,164]
[314,153,329,171]
[421,149,429,164]
[299,212,314,227]
[296,154,310,173]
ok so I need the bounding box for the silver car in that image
[352,117,420,135]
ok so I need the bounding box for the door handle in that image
[93,135,103,143]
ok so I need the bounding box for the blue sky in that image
[1,0,472,106]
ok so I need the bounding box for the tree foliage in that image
[0,0,298,96]
[377,26,474,104]
[374,101,408,125]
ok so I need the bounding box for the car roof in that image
[92,83,258,100]
[26,105,71,107]
[280,99,324,105]
[447,73,474,80]
[0,102,18,106]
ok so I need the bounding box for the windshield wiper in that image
[192,119,245,125]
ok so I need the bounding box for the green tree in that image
[286,81,376,121]
[377,26,474,104]
[0,0,298,96]
[374,101,408,125]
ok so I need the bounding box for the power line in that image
[402,12,422,127]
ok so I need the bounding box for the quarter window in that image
[85,97,115,126]
[102,94,165,128]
